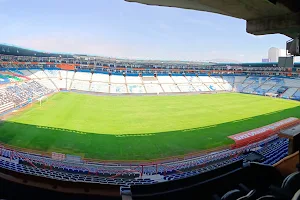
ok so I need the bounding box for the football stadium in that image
[0,43,300,199]
[1,0,300,199]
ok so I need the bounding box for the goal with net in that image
[37,96,48,106]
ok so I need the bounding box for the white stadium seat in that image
[205,83,223,91]
[282,88,298,98]
[60,70,68,79]
[172,76,189,84]
[219,83,232,91]
[29,69,48,79]
[144,84,163,93]
[161,84,180,92]
[264,77,284,85]
[192,84,210,92]
[177,84,196,92]
[142,76,159,84]
[283,79,300,87]
[157,76,174,84]
[234,76,247,83]
[44,70,59,78]
[110,84,127,93]
[90,82,109,93]
[19,70,33,77]
[127,84,146,93]
[92,73,109,82]
[74,72,92,81]
[185,76,201,83]
[210,76,223,83]
[267,85,282,94]
[71,80,90,91]
[5,70,299,99]
[36,79,57,90]
[52,78,67,89]
[223,76,235,84]
[67,71,75,79]
[198,76,214,83]
[126,76,142,84]
[110,75,125,84]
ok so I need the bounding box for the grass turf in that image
[0,92,299,160]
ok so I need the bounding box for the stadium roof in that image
[125,0,300,38]
[0,44,216,65]
[0,44,74,58]
[2,43,300,67]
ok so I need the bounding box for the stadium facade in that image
[0,44,300,199]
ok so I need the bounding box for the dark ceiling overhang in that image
[125,0,300,38]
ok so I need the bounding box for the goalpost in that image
[37,96,48,106]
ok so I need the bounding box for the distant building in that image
[268,47,287,62]
[262,58,270,63]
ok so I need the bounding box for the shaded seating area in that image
[124,162,289,200]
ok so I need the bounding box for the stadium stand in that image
[90,82,110,93]
[0,81,53,113]
[256,84,274,95]
[267,85,283,95]
[177,84,196,92]
[91,72,110,83]
[127,84,146,93]
[70,80,90,91]
[67,71,75,80]
[44,69,59,78]
[54,78,67,90]
[198,76,214,84]
[157,75,174,84]
[284,78,300,87]
[282,88,299,99]
[161,84,181,93]
[59,70,68,80]
[126,76,142,84]
[292,89,300,100]
[0,129,299,199]
[210,76,223,83]
[110,75,126,84]
[144,84,163,93]
[185,76,200,83]
[1,68,300,98]
[172,75,189,84]
[18,70,33,77]
[235,76,247,84]
[0,133,293,185]
[192,84,210,92]
[73,71,92,81]
[110,84,127,94]
[223,76,235,85]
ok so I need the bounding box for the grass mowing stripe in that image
[0,92,299,160]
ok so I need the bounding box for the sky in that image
[0,0,292,62]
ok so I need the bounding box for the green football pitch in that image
[0,92,299,160]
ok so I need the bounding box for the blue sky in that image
[0,0,291,62]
